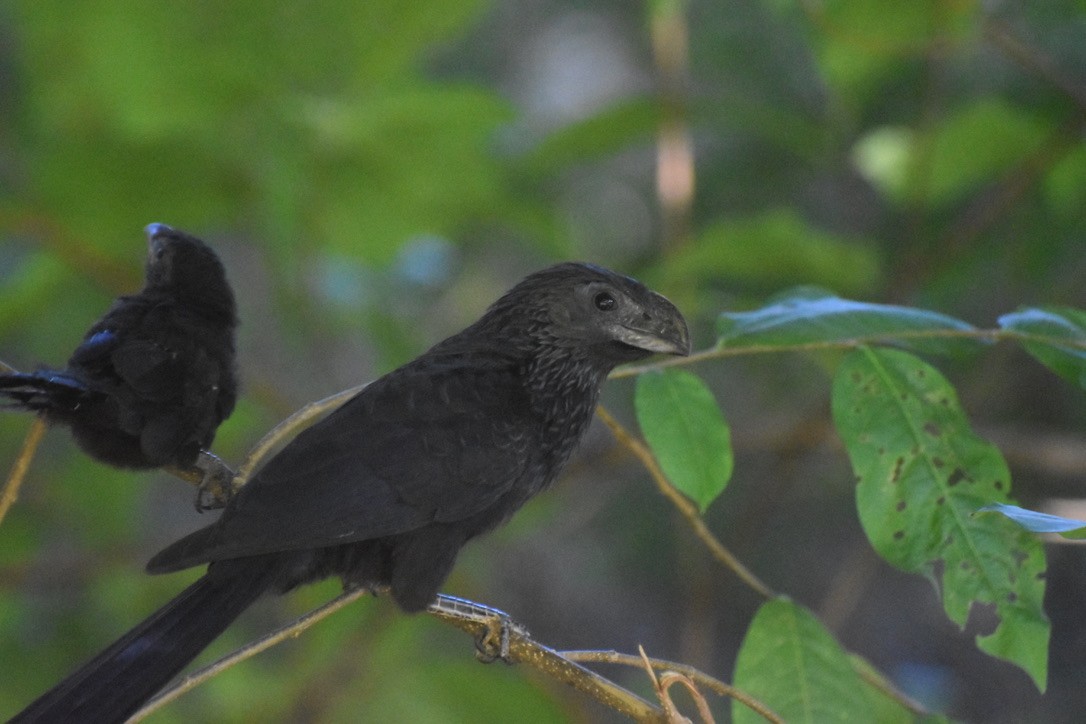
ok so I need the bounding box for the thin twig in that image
[130,587,371,722]
[566,649,782,723]
[596,406,777,600]
[0,417,47,525]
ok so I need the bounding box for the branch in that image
[131,589,667,723]
[610,325,1086,380]
[0,417,46,525]
[428,595,666,721]
[564,649,782,723]
[596,406,777,600]
[131,587,371,722]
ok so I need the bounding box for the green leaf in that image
[816,1,976,102]
[978,503,1086,540]
[718,288,978,356]
[848,655,948,724]
[832,347,1049,690]
[668,209,883,295]
[634,369,733,511]
[998,307,1086,389]
[925,99,1051,206]
[522,97,661,174]
[733,598,869,723]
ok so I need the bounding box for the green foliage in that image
[831,347,1048,690]
[732,598,871,723]
[3,0,1086,720]
[999,307,1086,389]
[717,288,978,356]
[635,369,733,511]
[667,210,882,295]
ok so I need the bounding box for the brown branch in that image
[566,649,782,723]
[429,596,666,722]
[595,406,777,600]
[0,417,47,525]
[132,590,666,723]
[130,587,371,722]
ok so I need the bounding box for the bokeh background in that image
[2,1,1085,721]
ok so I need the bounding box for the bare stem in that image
[0,417,47,525]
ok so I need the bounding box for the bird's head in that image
[490,262,691,367]
[144,223,237,321]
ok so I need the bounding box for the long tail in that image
[11,558,282,724]
[0,372,89,413]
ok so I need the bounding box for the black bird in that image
[11,262,689,723]
[0,224,238,485]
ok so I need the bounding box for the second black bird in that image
[0,223,239,476]
[11,262,689,723]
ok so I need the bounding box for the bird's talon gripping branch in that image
[474,615,518,664]
[191,451,237,512]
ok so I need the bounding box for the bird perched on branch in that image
[0,224,238,492]
[10,262,689,723]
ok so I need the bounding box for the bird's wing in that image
[149,354,538,570]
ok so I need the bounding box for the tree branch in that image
[564,649,782,723]
[131,589,668,723]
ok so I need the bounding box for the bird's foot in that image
[430,594,526,664]
[190,451,237,512]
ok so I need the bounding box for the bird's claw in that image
[191,451,236,512]
[474,612,522,664]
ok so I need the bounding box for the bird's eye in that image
[594,291,616,311]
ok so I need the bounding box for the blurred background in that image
[1,0,1085,721]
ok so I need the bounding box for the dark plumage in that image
[11,262,689,723]
[0,224,238,474]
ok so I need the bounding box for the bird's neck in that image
[524,343,609,437]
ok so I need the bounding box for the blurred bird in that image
[0,224,239,499]
[11,261,689,723]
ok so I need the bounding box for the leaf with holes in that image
[831,347,1049,690]
[998,306,1086,389]
[717,288,979,357]
[635,369,733,512]
[732,598,869,723]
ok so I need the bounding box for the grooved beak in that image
[617,293,691,356]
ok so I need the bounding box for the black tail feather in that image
[0,372,89,413]
[11,559,281,724]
